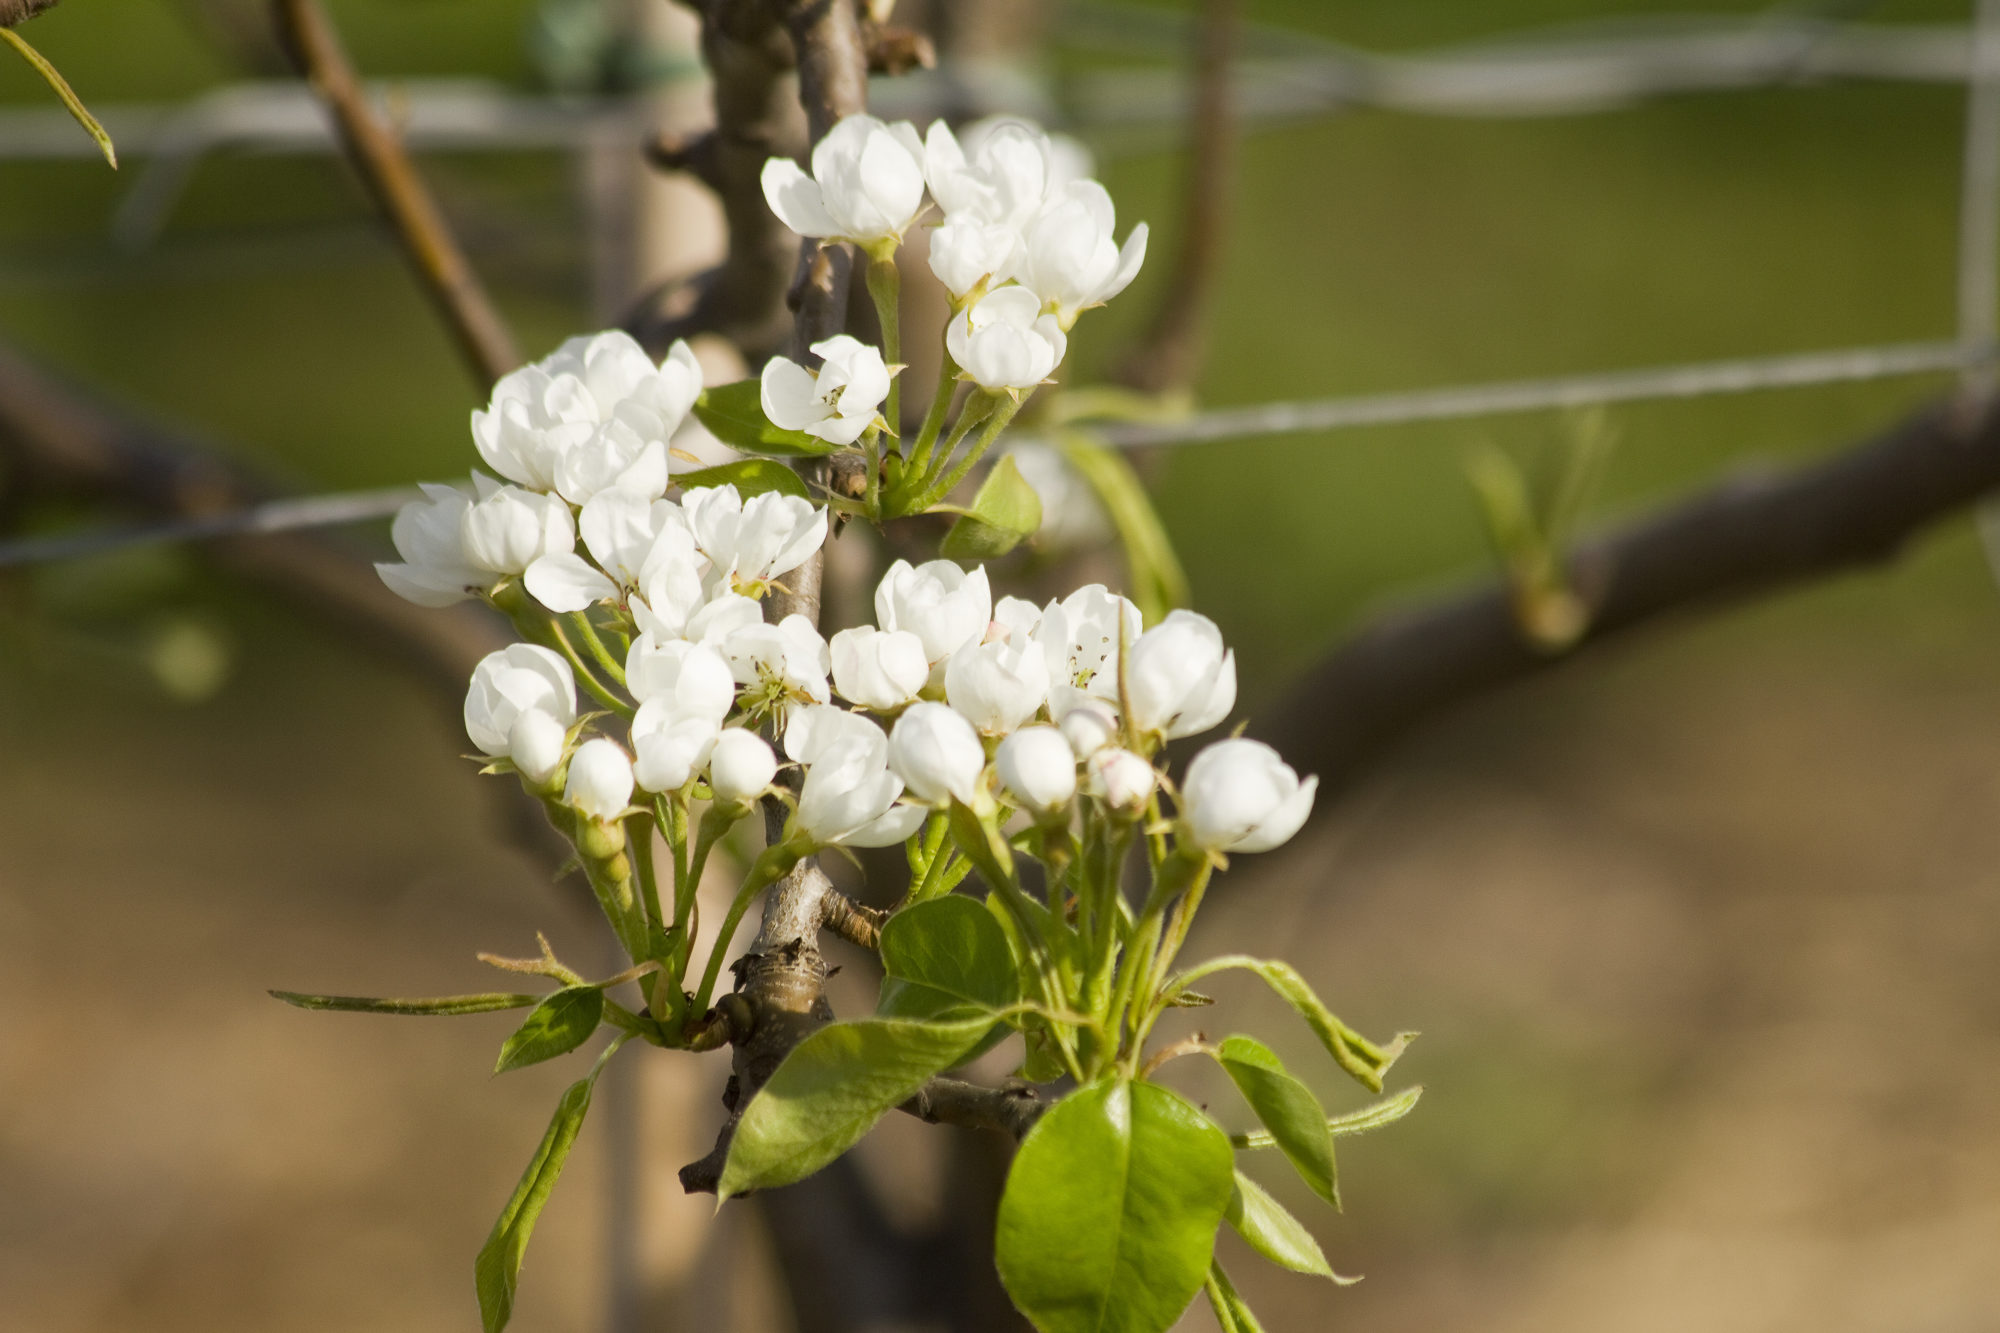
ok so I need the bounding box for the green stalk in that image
[866,254,902,432]
[544,618,633,718]
[905,348,961,478]
[902,389,994,510]
[916,392,1023,510]
[690,844,796,1020]
[568,611,627,686]
[629,810,663,935]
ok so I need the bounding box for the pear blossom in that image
[376,482,484,608]
[889,702,985,806]
[945,634,1050,735]
[760,336,893,446]
[996,725,1077,815]
[1179,739,1317,854]
[928,217,1022,301]
[683,485,827,591]
[925,119,1056,225]
[875,559,991,666]
[1035,584,1141,698]
[708,728,778,803]
[795,733,926,848]
[947,285,1067,392]
[830,626,930,710]
[461,482,575,575]
[625,637,735,722]
[725,614,831,705]
[553,419,670,507]
[1056,697,1120,759]
[1017,180,1148,327]
[464,645,577,761]
[472,333,701,493]
[565,737,635,821]
[785,702,888,766]
[508,708,568,785]
[1124,610,1236,740]
[1085,746,1156,815]
[761,114,927,248]
[681,590,764,647]
[525,492,696,614]
[630,706,719,793]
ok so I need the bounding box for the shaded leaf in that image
[675,457,809,499]
[494,986,604,1074]
[1203,1260,1267,1333]
[1224,1171,1355,1284]
[692,380,833,457]
[996,1079,1234,1333]
[475,1074,596,1332]
[878,896,1022,1062]
[1217,1035,1337,1207]
[0,28,115,169]
[271,989,540,1017]
[719,1015,993,1199]
[940,454,1043,559]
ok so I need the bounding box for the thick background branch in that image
[1257,393,2000,799]
[0,0,60,27]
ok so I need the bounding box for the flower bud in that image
[508,709,568,786]
[626,636,736,722]
[1125,609,1236,740]
[465,645,577,758]
[1085,747,1156,816]
[945,635,1050,736]
[946,285,1067,391]
[1056,697,1119,759]
[761,114,927,247]
[889,702,986,806]
[565,737,634,821]
[830,625,930,710]
[709,728,778,803]
[875,559,991,665]
[1179,739,1317,854]
[996,725,1076,816]
[630,704,719,793]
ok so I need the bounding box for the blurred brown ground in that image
[4,528,2000,1332]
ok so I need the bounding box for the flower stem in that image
[544,617,632,719]
[917,392,1023,510]
[691,844,796,1021]
[905,347,961,478]
[866,254,902,433]
[568,611,627,686]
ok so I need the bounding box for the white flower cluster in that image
[761,114,1146,396]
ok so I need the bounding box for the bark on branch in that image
[1259,393,2000,798]
[0,0,60,27]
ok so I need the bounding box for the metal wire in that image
[0,486,417,569]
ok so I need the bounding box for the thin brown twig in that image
[269,0,520,390]
[0,0,60,27]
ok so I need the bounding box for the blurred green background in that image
[4,2,1999,1331]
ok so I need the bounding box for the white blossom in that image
[928,217,1022,301]
[924,118,1056,227]
[508,709,569,786]
[947,285,1067,392]
[761,114,927,248]
[376,482,484,607]
[725,614,831,704]
[1179,738,1316,854]
[625,636,735,722]
[462,482,575,576]
[630,706,719,794]
[683,485,827,591]
[1035,584,1140,698]
[524,493,696,615]
[682,590,764,646]
[565,737,635,821]
[889,702,986,806]
[708,728,778,803]
[785,702,889,766]
[945,634,1050,735]
[996,725,1077,816]
[1056,697,1120,759]
[553,419,669,507]
[830,625,930,710]
[472,333,701,493]
[1125,610,1236,740]
[796,732,926,848]
[875,559,991,666]
[1085,746,1156,815]
[465,644,577,760]
[1017,180,1148,327]
[760,336,893,446]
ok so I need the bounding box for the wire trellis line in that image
[4,341,1990,570]
[1095,340,1997,448]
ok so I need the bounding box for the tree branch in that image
[0,0,60,27]
[269,0,520,390]
[1257,393,2000,800]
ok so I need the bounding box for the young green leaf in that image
[270,989,541,1016]
[692,380,833,457]
[675,458,810,499]
[1182,955,1411,1092]
[1223,1171,1356,1284]
[0,28,116,169]
[1216,1035,1338,1207]
[475,1074,597,1333]
[878,895,1022,1019]
[939,454,1043,559]
[1203,1260,1268,1333]
[719,1015,994,1199]
[996,1079,1234,1333]
[1229,1085,1425,1150]
[1054,432,1189,625]
[494,986,604,1074]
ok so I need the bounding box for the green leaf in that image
[940,454,1043,559]
[1216,1035,1337,1207]
[1,28,116,169]
[1203,1260,1267,1333]
[947,798,1019,893]
[270,989,541,1016]
[1230,1084,1425,1150]
[879,894,1022,1018]
[494,986,604,1074]
[1185,956,1411,1093]
[996,1079,1234,1333]
[719,1014,994,1199]
[675,457,810,499]
[692,380,834,457]
[1224,1171,1355,1284]
[1055,433,1189,625]
[475,1073,597,1333]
